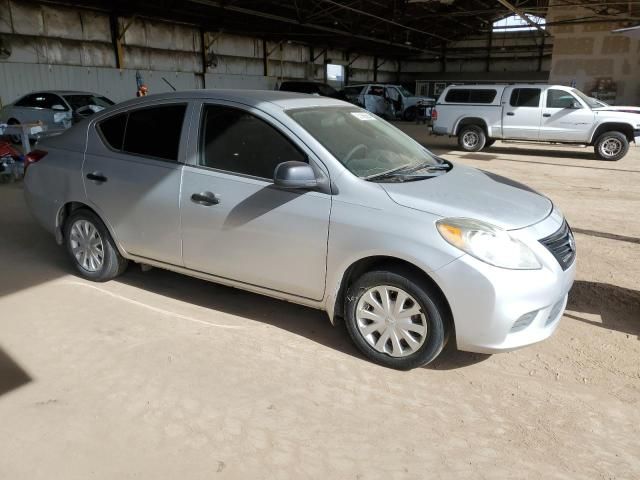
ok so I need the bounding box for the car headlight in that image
[436,218,541,270]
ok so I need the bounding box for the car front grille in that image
[539,221,576,271]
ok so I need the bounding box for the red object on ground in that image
[0,141,20,159]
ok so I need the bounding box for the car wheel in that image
[484,139,496,149]
[594,131,629,161]
[403,107,417,122]
[344,269,450,370]
[7,119,22,145]
[64,209,128,282]
[458,125,486,152]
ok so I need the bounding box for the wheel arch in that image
[55,201,128,257]
[329,255,453,331]
[454,117,488,136]
[590,122,635,144]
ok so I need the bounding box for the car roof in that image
[111,89,349,110]
[28,90,102,96]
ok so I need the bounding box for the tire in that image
[458,125,486,152]
[403,107,417,122]
[594,131,629,161]
[63,209,128,282]
[484,139,496,148]
[7,119,21,145]
[344,269,450,370]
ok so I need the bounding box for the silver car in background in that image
[0,90,114,143]
[23,90,576,369]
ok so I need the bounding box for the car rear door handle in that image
[86,172,107,183]
[191,192,219,206]
[543,113,551,117]
[506,112,515,116]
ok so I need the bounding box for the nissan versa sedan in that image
[23,90,576,369]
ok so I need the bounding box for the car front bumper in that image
[432,211,576,354]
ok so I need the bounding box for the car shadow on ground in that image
[566,280,640,338]
[116,266,490,370]
[0,347,32,397]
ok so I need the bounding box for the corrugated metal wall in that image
[0,0,401,106]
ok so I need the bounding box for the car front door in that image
[539,89,594,142]
[179,102,331,301]
[83,102,192,266]
[501,87,542,140]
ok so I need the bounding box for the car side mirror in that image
[51,104,66,111]
[273,161,318,189]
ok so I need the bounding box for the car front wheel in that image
[594,131,629,161]
[345,269,449,369]
[64,209,128,282]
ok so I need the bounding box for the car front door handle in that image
[506,112,515,116]
[191,192,219,206]
[543,113,551,117]
[86,172,107,183]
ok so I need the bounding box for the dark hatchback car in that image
[278,81,347,100]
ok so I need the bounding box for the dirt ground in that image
[0,128,638,479]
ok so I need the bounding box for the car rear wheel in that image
[594,131,629,161]
[458,125,486,152]
[344,269,449,370]
[64,209,128,282]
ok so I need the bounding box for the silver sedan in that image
[23,90,576,369]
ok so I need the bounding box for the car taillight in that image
[24,150,47,173]
[431,108,438,121]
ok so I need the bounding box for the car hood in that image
[593,106,640,114]
[380,164,552,230]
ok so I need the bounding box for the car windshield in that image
[63,94,114,111]
[317,84,338,96]
[571,89,601,109]
[287,106,444,178]
[396,86,414,97]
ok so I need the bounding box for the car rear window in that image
[444,89,497,104]
[122,104,186,161]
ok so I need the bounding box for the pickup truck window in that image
[444,89,497,104]
[546,89,579,109]
[510,88,541,108]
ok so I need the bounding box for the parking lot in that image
[1,126,638,479]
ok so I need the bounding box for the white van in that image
[432,84,640,161]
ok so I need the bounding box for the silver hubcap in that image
[356,286,428,358]
[70,219,104,272]
[600,138,622,157]
[462,131,479,149]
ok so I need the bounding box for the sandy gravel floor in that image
[0,128,638,479]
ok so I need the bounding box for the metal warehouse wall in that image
[0,0,403,106]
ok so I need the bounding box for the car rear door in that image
[179,101,331,300]
[539,89,594,142]
[501,87,542,140]
[83,101,194,266]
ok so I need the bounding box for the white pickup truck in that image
[431,84,640,161]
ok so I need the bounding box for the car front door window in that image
[200,105,307,179]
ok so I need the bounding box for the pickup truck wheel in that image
[344,269,449,370]
[458,125,486,152]
[594,132,629,161]
[403,107,417,122]
[484,139,496,148]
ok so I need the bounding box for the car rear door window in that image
[510,88,541,107]
[98,113,127,150]
[200,105,306,179]
[122,104,186,161]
